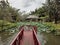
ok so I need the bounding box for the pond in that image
[37,32,60,45]
[0,28,18,45]
[42,32,60,45]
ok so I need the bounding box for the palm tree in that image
[45,0,59,23]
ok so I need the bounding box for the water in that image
[37,32,60,45]
[42,32,60,45]
[0,31,12,45]
[0,28,18,45]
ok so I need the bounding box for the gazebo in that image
[26,15,39,21]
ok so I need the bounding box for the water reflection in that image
[0,31,11,45]
[0,28,18,45]
[38,32,60,45]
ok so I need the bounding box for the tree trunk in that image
[54,11,58,24]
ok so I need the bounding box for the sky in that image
[8,0,46,13]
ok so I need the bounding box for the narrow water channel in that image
[0,31,12,45]
[37,32,60,45]
[0,28,18,45]
[42,32,60,45]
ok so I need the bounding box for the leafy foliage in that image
[0,0,21,22]
[17,22,56,33]
[31,0,60,24]
[0,20,17,31]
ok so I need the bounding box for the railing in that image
[10,28,24,45]
[10,25,40,45]
[33,30,41,45]
[33,26,37,33]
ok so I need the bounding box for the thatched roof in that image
[27,15,39,19]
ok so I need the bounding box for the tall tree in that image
[0,0,21,22]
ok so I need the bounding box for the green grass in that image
[44,22,60,30]
[0,20,17,31]
[0,20,11,26]
[40,16,48,19]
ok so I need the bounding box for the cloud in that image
[9,0,46,13]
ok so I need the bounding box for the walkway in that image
[10,25,41,45]
[20,30,34,45]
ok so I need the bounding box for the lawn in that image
[0,20,17,31]
[44,22,60,30]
